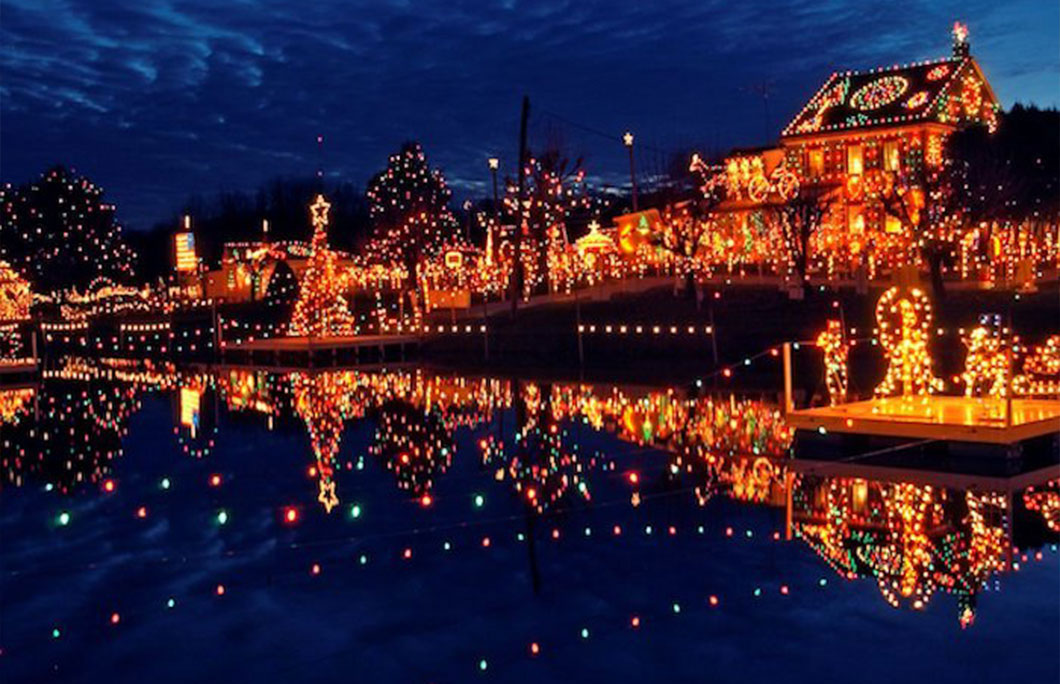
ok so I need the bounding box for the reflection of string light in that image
[10,359,1050,649]
[1024,481,1060,532]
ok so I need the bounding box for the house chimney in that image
[952,21,970,58]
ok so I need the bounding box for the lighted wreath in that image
[926,64,951,81]
[904,91,930,110]
[850,76,909,111]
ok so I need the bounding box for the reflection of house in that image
[791,473,1010,626]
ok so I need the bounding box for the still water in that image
[2,359,1058,683]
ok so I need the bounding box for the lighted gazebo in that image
[0,260,31,323]
[0,260,33,367]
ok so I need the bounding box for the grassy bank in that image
[422,283,1059,400]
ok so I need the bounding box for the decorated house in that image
[779,23,999,268]
[704,24,1001,279]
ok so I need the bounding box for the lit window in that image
[883,141,900,171]
[885,214,903,233]
[808,149,824,176]
[848,206,865,233]
[847,145,863,175]
[926,134,944,167]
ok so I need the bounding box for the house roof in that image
[781,55,997,139]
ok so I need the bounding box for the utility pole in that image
[623,131,637,212]
[315,134,325,187]
[747,81,774,143]
[511,95,530,318]
[463,200,472,242]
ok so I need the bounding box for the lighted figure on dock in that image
[960,321,1009,398]
[816,319,848,405]
[1014,335,1060,397]
[874,287,943,398]
[289,195,355,338]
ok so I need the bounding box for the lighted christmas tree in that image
[0,166,137,292]
[364,142,458,278]
[289,195,355,337]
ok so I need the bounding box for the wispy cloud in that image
[2,0,1056,228]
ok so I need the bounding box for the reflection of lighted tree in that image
[724,457,785,504]
[1,379,140,492]
[487,382,598,515]
[482,381,600,593]
[370,399,454,499]
[291,371,362,513]
[549,384,793,508]
[793,477,1010,626]
[549,386,792,459]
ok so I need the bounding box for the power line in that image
[535,107,671,157]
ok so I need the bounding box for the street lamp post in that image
[623,131,637,212]
[488,157,500,217]
[487,157,500,265]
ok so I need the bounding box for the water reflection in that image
[2,358,1057,629]
[791,475,1009,626]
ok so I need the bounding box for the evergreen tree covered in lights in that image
[0,166,137,292]
[288,195,355,337]
[364,142,458,279]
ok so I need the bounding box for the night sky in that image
[2,0,1057,230]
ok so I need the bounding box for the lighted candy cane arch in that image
[874,287,943,398]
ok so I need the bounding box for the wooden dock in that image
[0,360,38,378]
[220,334,421,367]
[787,396,1060,445]
[789,457,1060,492]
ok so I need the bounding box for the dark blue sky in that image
[2,0,1057,230]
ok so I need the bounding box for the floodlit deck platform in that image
[788,396,1060,445]
[221,334,421,367]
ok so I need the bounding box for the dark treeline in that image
[948,103,1060,224]
[6,105,1057,290]
[131,177,372,282]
